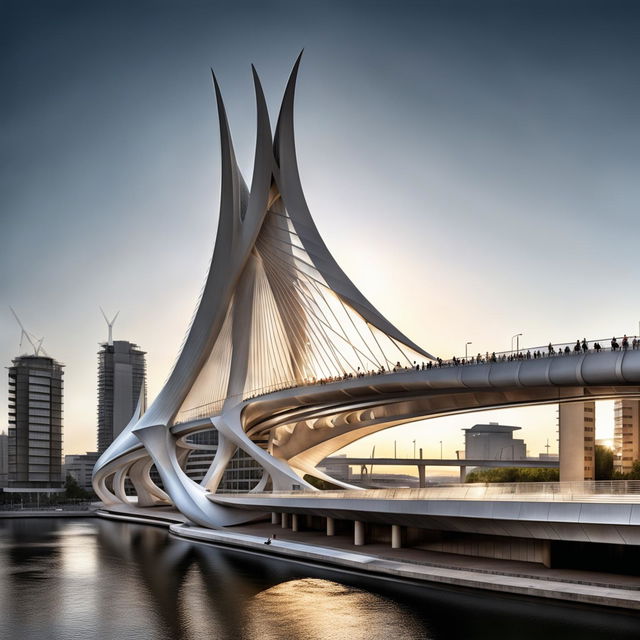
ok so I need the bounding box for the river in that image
[0,518,637,639]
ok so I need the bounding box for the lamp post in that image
[440,440,443,459]
[465,341,472,360]
[511,333,523,354]
[413,439,416,458]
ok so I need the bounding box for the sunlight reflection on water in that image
[0,518,638,640]
[243,578,428,640]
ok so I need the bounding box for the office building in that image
[463,423,527,461]
[614,399,640,473]
[8,355,64,488]
[64,452,100,490]
[97,340,146,454]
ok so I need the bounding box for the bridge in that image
[320,456,559,484]
[93,54,640,554]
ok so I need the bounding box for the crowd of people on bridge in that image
[241,334,640,403]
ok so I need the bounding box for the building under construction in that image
[97,341,146,454]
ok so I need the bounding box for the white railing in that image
[174,332,640,424]
[237,480,640,503]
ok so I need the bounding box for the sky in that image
[2,0,640,472]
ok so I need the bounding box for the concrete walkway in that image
[171,521,640,611]
[94,505,640,610]
[230,521,640,591]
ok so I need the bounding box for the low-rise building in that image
[64,452,99,490]
[463,423,527,460]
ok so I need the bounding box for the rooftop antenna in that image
[100,307,119,346]
[9,307,46,356]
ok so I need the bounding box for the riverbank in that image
[0,509,96,518]
[95,505,640,611]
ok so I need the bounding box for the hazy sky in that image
[2,1,639,468]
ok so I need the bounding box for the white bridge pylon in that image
[93,54,434,526]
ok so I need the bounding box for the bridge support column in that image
[281,513,289,529]
[354,521,365,546]
[271,512,280,525]
[542,540,552,568]
[418,466,426,488]
[291,513,299,532]
[459,466,467,483]
[559,401,595,482]
[391,524,402,549]
[326,517,335,536]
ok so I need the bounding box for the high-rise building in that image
[8,355,64,488]
[97,341,146,454]
[614,399,640,473]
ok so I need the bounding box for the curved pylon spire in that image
[94,55,436,528]
[274,53,434,360]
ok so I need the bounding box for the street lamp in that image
[413,439,416,458]
[440,440,443,459]
[465,341,472,359]
[511,333,523,354]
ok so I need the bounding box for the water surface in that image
[0,518,637,640]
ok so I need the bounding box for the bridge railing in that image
[243,480,640,502]
[174,332,640,423]
[446,334,639,365]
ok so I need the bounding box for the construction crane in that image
[99,307,119,346]
[9,307,48,356]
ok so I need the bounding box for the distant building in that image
[64,452,99,490]
[317,454,351,483]
[97,340,146,454]
[463,423,527,461]
[613,399,640,474]
[183,430,263,492]
[0,432,8,487]
[8,355,64,488]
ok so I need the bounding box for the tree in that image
[465,467,559,483]
[627,460,640,480]
[594,445,614,480]
[64,474,91,500]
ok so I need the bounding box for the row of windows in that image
[28,375,51,384]
[29,433,50,441]
[29,399,51,412]
[29,383,50,393]
[29,408,50,417]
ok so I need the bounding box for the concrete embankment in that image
[169,522,640,612]
[0,510,96,518]
[92,506,640,611]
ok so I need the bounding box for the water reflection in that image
[243,578,427,640]
[0,518,637,640]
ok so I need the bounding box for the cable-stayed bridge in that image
[93,55,640,535]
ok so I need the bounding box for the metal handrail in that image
[228,480,640,503]
[174,332,640,423]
